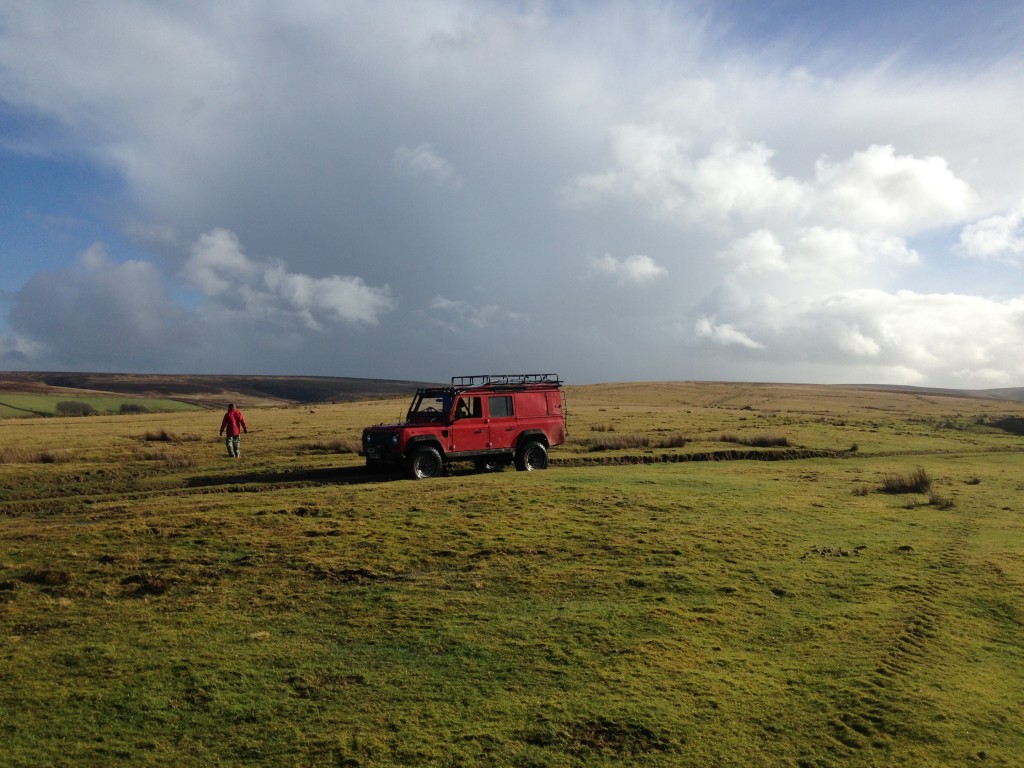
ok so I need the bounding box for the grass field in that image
[0,393,202,419]
[1,382,1023,767]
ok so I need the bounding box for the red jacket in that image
[220,408,248,437]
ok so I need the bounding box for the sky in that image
[2,0,1024,387]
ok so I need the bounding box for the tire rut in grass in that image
[823,512,978,756]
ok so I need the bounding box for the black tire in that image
[408,446,443,479]
[514,441,548,471]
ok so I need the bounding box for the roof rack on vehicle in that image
[451,373,561,388]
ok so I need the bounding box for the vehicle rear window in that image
[489,395,514,418]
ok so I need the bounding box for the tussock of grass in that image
[0,447,35,464]
[303,438,359,454]
[579,432,688,451]
[141,429,201,443]
[719,434,790,447]
[583,433,651,451]
[879,467,931,494]
[0,447,70,464]
[21,568,72,586]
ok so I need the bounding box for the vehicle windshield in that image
[407,389,453,421]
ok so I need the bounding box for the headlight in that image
[391,434,399,445]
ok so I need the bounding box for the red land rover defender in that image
[360,373,566,479]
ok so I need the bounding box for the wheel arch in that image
[404,434,447,459]
[514,430,550,452]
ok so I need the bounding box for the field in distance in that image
[1,380,1023,766]
[0,371,435,417]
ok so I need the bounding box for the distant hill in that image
[2,372,1021,409]
[846,383,1024,402]
[0,371,438,409]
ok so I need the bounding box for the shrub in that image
[879,468,931,494]
[56,400,97,417]
[929,493,955,510]
[119,403,149,414]
[143,429,175,442]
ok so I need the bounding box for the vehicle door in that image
[486,394,517,449]
[448,396,487,453]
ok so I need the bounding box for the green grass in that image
[0,393,201,418]
[2,384,1024,766]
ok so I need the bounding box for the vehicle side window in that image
[489,395,514,418]
[455,396,481,419]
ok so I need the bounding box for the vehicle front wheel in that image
[514,441,548,471]
[408,446,444,479]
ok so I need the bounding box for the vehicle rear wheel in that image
[408,446,443,479]
[514,441,548,471]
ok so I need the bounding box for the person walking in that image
[219,403,248,458]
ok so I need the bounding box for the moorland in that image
[1,374,1023,767]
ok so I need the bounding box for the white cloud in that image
[183,228,394,328]
[718,227,918,291]
[959,201,1024,263]
[393,143,464,189]
[0,331,44,364]
[695,316,765,349]
[567,130,806,225]
[570,131,976,236]
[589,253,667,285]
[428,295,524,331]
[690,288,1024,385]
[814,144,977,234]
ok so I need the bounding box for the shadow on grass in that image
[186,465,391,488]
[185,462,494,488]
